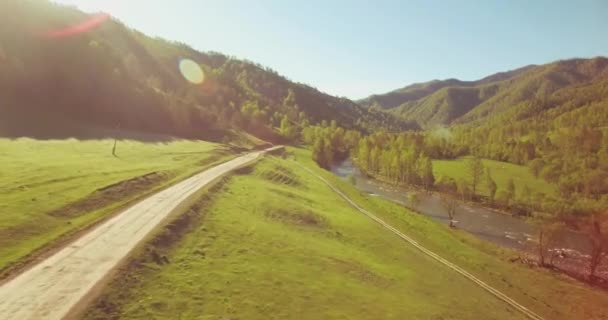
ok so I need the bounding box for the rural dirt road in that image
[0,147,278,320]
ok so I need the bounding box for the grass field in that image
[83,148,608,320]
[0,138,236,274]
[433,156,558,198]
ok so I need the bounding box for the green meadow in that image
[83,148,608,320]
[433,156,558,198]
[0,138,234,274]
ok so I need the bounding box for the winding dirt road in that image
[0,147,277,320]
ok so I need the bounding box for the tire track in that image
[294,161,545,320]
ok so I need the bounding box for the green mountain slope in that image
[0,0,412,142]
[361,59,607,129]
[358,65,534,111]
[358,58,608,214]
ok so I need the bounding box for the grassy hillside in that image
[82,148,608,320]
[433,157,558,199]
[0,0,410,143]
[0,138,238,275]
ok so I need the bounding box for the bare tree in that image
[440,195,458,228]
[112,123,121,158]
[112,139,118,157]
[536,220,562,267]
[587,214,607,280]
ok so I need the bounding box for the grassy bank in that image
[83,148,608,320]
[0,138,235,274]
[433,156,557,199]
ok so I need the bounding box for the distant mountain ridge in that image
[358,65,536,110]
[359,58,608,128]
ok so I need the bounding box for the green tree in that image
[312,139,333,169]
[283,88,296,108]
[528,158,545,177]
[520,184,532,204]
[506,178,516,206]
[408,192,421,208]
[279,116,296,140]
[321,138,334,168]
[466,156,484,197]
[457,179,471,201]
[486,168,497,205]
[421,156,435,191]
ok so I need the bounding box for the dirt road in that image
[0,147,277,320]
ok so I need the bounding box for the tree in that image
[528,158,544,177]
[457,179,471,201]
[321,138,334,168]
[506,178,516,206]
[279,116,296,141]
[486,168,497,205]
[466,156,484,197]
[283,88,296,108]
[586,214,607,280]
[436,176,457,193]
[408,192,421,209]
[420,156,435,191]
[111,123,121,157]
[520,184,532,204]
[440,195,458,228]
[348,174,356,185]
[534,219,563,267]
[312,139,331,169]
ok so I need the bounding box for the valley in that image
[0,1,607,319]
[80,149,608,320]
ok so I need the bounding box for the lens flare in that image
[179,59,205,84]
[43,13,110,39]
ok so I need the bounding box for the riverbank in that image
[331,158,608,288]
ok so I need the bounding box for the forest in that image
[306,126,608,219]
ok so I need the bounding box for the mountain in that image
[0,0,412,142]
[358,65,535,110]
[360,59,608,129]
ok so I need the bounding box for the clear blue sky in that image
[55,0,608,99]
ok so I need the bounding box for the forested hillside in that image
[354,58,608,217]
[361,59,608,129]
[3,1,607,216]
[0,0,411,142]
[358,65,535,111]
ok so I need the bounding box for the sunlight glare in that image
[43,13,110,38]
[179,59,205,84]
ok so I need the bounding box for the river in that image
[331,158,592,256]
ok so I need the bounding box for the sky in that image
[53,0,608,99]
